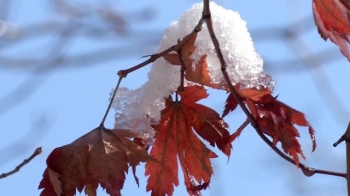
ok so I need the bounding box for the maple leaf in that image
[222,84,272,118]
[145,85,231,196]
[163,34,220,89]
[312,0,350,61]
[38,126,154,196]
[247,94,316,166]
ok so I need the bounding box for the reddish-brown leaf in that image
[163,53,181,65]
[222,92,239,118]
[180,86,232,156]
[312,0,350,61]
[246,99,258,119]
[163,34,220,89]
[252,94,316,166]
[163,34,197,67]
[181,34,197,68]
[145,85,230,196]
[38,126,154,196]
[235,84,272,101]
[38,168,62,196]
[222,84,272,117]
[188,182,210,192]
[185,55,220,89]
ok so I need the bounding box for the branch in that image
[202,0,345,179]
[0,147,42,179]
[333,122,350,195]
[202,1,256,126]
[256,129,345,178]
[117,19,203,78]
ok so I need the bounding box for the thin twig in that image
[346,123,350,196]
[118,19,203,78]
[0,114,51,168]
[256,129,345,178]
[202,0,345,179]
[0,147,42,179]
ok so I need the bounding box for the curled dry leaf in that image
[38,126,155,196]
[163,34,220,89]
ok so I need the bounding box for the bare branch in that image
[117,19,203,78]
[0,147,42,179]
[101,77,123,126]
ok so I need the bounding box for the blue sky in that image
[0,0,349,195]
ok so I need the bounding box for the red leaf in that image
[145,85,230,196]
[188,182,210,192]
[185,55,220,89]
[38,126,154,196]
[163,34,197,67]
[246,99,258,119]
[252,95,316,166]
[163,34,220,89]
[163,53,181,65]
[38,168,62,196]
[222,93,239,118]
[235,84,272,101]
[313,0,350,61]
[222,84,272,117]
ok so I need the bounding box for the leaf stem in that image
[101,76,122,126]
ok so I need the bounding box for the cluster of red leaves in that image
[223,85,316,166]
[145,85,231,196]
[39,29,317,196]
[313,0,350,61]
[39,126,154,196]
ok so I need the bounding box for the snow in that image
[112,2,274,144]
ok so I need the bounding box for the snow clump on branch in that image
[112,2,274,145]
